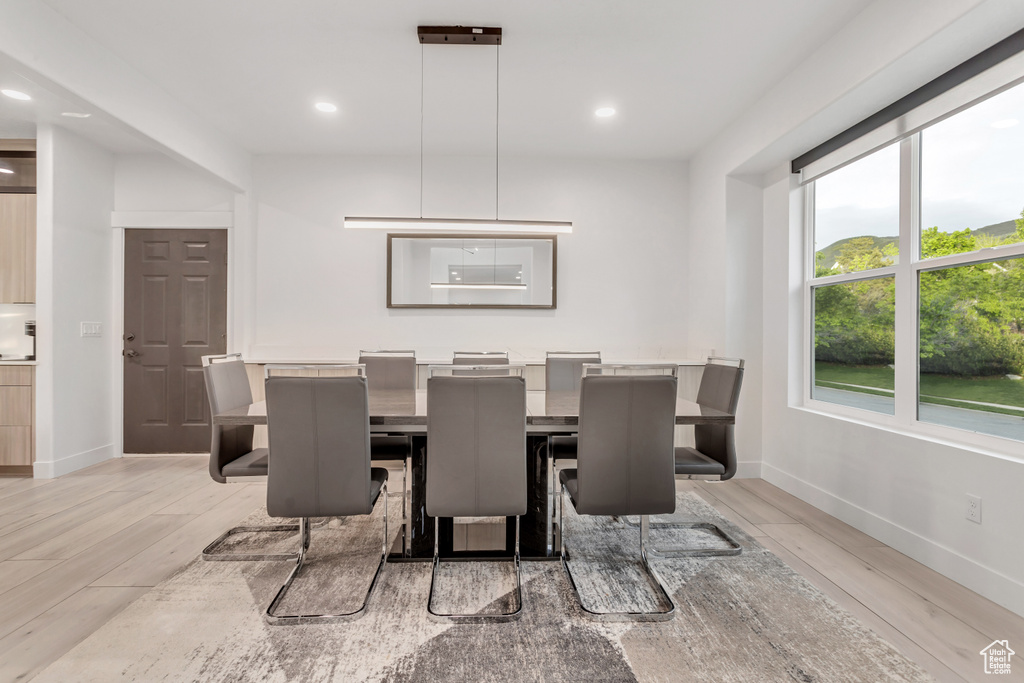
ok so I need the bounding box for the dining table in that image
[214,388,735,559]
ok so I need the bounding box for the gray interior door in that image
[123,229,227,453]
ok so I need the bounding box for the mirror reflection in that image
[387,234,556,308]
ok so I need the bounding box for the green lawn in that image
[814,361,1024,414]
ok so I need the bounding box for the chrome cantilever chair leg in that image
[427,516,523,623]
[618,481,742,558]
[265,482,388,625]
[202,523,302,562]
[618,518,742,557]
[560,485,675,622]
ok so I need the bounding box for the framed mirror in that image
[387,233,557,309]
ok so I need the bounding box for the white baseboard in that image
[33,443,114,479]
[762,462,1024,619]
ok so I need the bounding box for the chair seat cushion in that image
[550,435,578,459]
[559,468,579,508]
[675,447,726,476]
[370,467,389,505]
[222,448,269,477]
[370,435,411,460]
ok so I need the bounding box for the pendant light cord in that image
[495,43,500,221]
[420,43,424,219]
[420,40,501,221]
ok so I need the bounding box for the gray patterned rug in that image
[35,492,931,682]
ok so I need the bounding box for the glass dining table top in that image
[213,389,734,428]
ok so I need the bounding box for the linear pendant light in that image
[430,283,527,290]
[344,26,572,235]
[345,217,571,233]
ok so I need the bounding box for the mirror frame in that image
[386,233,557,309]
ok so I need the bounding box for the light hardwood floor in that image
[0,457,1019,682]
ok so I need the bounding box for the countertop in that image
[0,359,37,365]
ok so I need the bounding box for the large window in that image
[807,81,1024,442]
[811,144,899,414]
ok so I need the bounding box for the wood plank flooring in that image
[0,457,1020,682]
[691,479,1024,683]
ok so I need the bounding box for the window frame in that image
[804,129,1024,451]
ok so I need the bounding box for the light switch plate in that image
[81,322,102,338]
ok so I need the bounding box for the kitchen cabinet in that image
[0,194,36,303]
[0,365,34,470]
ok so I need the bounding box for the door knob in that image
[124,349,140,358]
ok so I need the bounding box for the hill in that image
[816,219,1020,267]
[816,235,896,269]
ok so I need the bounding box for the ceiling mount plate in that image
[418,26,501,45]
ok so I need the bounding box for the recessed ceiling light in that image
[0,168,13,175]
[1,89,31,101]
[61,112,91,118]
[991,118,1018,129]
[315,102,338,113]
[595,107,616,118]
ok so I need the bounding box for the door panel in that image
[124,229,227,453]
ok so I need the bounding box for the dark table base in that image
[396,435,558,560]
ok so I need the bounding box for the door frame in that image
[112,209,240,457]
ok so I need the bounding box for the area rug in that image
[34,492,931,682]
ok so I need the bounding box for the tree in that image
[920,226,976,258]
[835,237,895,272]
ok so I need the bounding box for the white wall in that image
[114,155,236,212]
[687,0,1024,616]
[34,125,116,477]
[725,176,765,470]
[249,155,690,362]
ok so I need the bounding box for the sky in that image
[814,79,1024,255]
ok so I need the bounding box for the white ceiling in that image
[5,0,876,160]
[0,51,156,153]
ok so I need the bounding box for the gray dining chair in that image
[559,366,678,621]
[201,354,299,561]
[358,350,416,550]
[268,361,412,549]
[359,349,417,391]
[545,351,602,393]
[642,357,745,557]
[263,374,388,625]
[425,364,527,622]
[543,351,601,553]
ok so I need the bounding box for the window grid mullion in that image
[804,182,816,407]
[893,135,919,424]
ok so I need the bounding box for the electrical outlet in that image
[966,494,982,524]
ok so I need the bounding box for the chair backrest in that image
[203,358,255,483]
[694,358,744,480]
[575,372,678,516]
[201,352,242,367]
[358,350,417,391]
[451,351,512,376]
[264,364,365,378]
[265,375,373,518]
[452,351,509,365]
[545,351,601,392]
[582,363,678,377]
[426,373,527,518]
